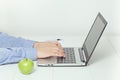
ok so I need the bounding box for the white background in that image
[0,1,120,80]
[0,0,119,37]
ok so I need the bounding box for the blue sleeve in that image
[0,32,36,48]
[0,47,37,65]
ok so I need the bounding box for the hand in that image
[34,41,65,58]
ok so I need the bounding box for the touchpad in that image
[37,57,57,64]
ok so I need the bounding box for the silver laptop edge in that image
[37,12,108,67]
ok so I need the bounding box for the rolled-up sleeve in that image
[0,47,37,65]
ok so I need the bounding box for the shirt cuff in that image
[24,48,37,60]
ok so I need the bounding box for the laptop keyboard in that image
[57,48,76,63]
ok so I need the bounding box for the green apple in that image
[18,58,34,75]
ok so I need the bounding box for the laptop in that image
[37,12,108,67]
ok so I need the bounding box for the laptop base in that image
[37,47,86,67]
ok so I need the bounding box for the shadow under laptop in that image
[87,38,115,66]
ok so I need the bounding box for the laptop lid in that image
[82,12,108,64]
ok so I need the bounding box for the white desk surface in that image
[0,36,120,80]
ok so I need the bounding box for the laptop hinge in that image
[79,48,87,63]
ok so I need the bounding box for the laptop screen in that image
[83,13,107,63]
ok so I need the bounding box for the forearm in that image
[0,32,36,48]
[0,48,37,65]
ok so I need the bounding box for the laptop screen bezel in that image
[82,12,108,65]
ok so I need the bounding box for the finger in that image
[56,42,63,51]
[51,52,65,57]
[50,44,65,57]
[60,51,66,57]
[57,51,65,57]
[52,47,64,54]
[52,49,59,53]
[52,49,64,54]
[56,45,65,57]
[52,47,61,51]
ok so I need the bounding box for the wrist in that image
[33,42,40,48]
